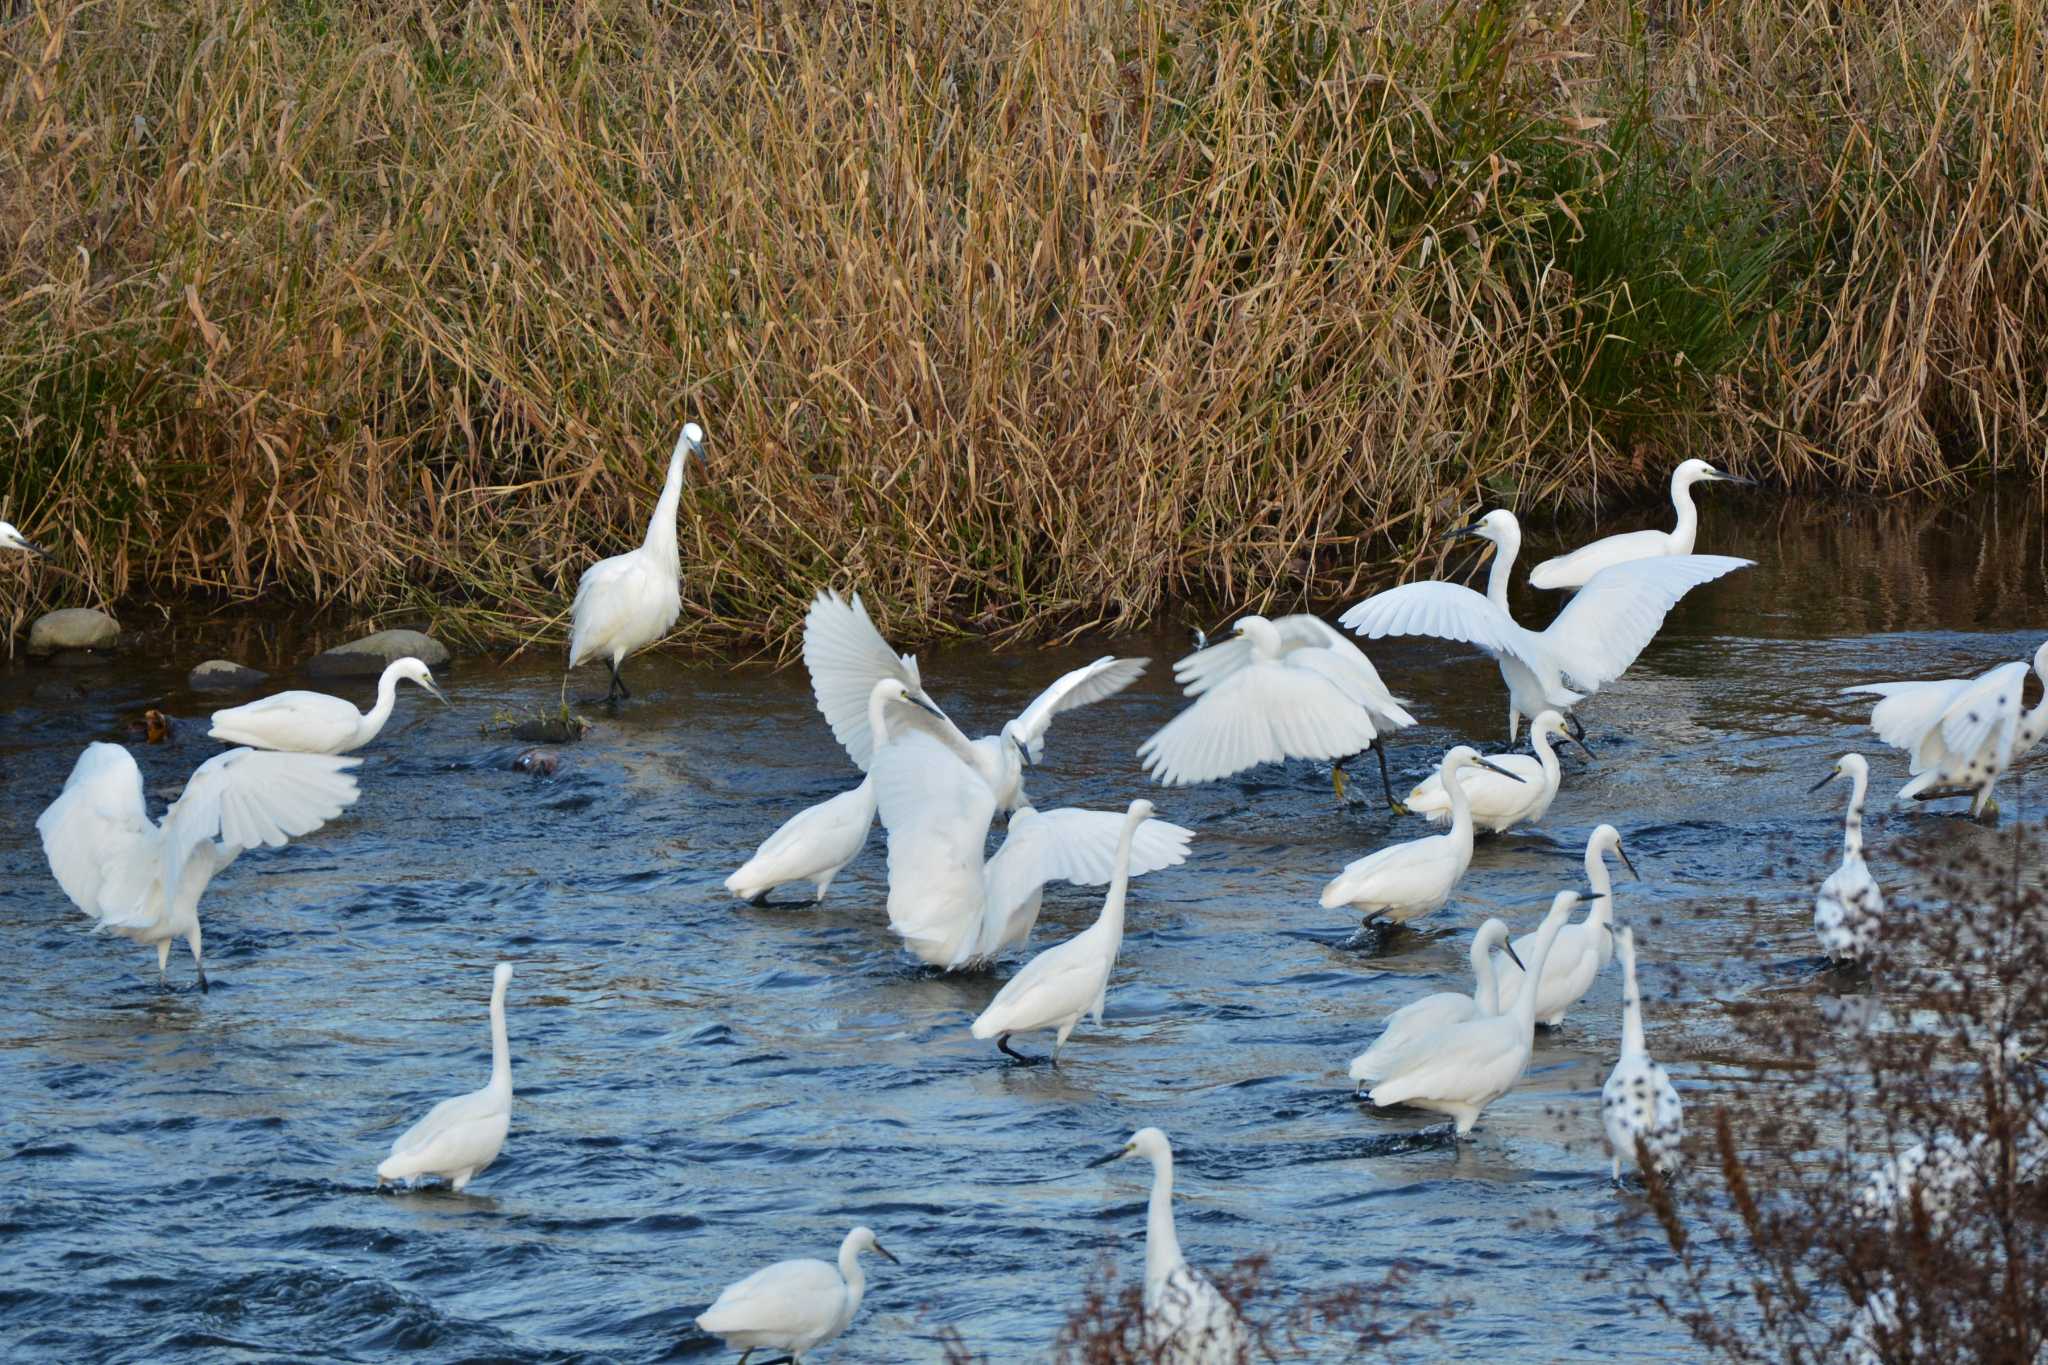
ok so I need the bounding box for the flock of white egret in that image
[11,436,2045,1362]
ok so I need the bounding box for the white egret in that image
[1086,1128,1249,1364]
[566,422,705,703]
[36,742,361,990]
[377,962,515,1193]
[1812,753,1884,963]
[725,778,876,907]
[207,657,449,754]
[966,804,1193,965]
[1136,613,1416,811]
[1842,639,2048,818]
[0,520,50,558]
[1599,927,1684,1180]
[1339,508,1752,741]
[803,588,1146,810]
[696,1225,897,1364]
[1855,1133,1981,1230]
[1493,823,1638,1026]
[1403,710,1592,833]
[1320,746,1526,939]
[969,799,1153,1063]
[1367,890,1583,1134]
[1527,459,1751,590]
[1347,919,1524,1085]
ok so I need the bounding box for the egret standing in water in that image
[1493,824,1637,1027]
[1813,753,1884,964]
[1843,639,2048,819]
[1320,746,1525,943]
[1348,918,1524,1085]
[1136,614,1416,811]
[724,777,876,907]
[36,743,362,990]
[1403,710,1591,833]
[377,962,515,1193]
[1528,459,1751,589]
[207,657,449,754]
[696,1225,897,1363]
[1600,927,1684,1180]
[803,588,1146,810]
[1340,509,1752,741]
[566,422,705,704]
[1086,1128,1249,1364]
[0,521,51,558]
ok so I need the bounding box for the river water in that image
[1,492,2042,1362]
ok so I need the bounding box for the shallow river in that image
[2,493,2043,1362]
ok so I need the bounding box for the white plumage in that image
[0,520,50,557]
[696,1225,897,1362]
[377,962,515,1193]
[567,422,704,702]
[968,804,1193,964]
[1367,890,1580,1134]
[969,800,1155,1062]
[208,656,447,754]
[1087,1127,1249,1364]
[1812,753,1885,963]
[1348,918,1521,1085]
[1340,508,1752,742]
[1599,927,1684,1180]
[1527,459,1749,589]
[36,742,362,990]
[1493,823,1636,1026]
[1403,709,1590,833]
[724,778,876,906]
[1842,639,2048,818]
[1320,746,1525,930]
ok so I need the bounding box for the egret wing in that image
[36,743,157,924]
[1539,554,1753,688]
[1933,661,2028,767]
[568,552,659,667]
[1843,678,1972,768]
[699,1258,845,1337]
[802,590,924,770]
[871,728,996,963]
[1137,662,1381,785]
[1007,656,1148,760]
[1014,808,1195,887]
[975,932,1107,1032]
[1338,582,1526,658]
[1527,529,1674,590]
[1277,617,1414,724]
[207,690,361,752]
[158,749,362,911]
[1171,634,1257,698]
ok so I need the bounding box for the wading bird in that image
[1348,918,1524,1085]
[377,962,515,1193]
[0,521,50,558]
[1340,509,1752,742]
[803,589,1147,811]
[37,742,361,990]
[207,657,448,754]
[1403,710,1591,834]
[566,422,705,704]
[725,778,877,907]
[696,1225,897,1364]
[1843,639,2048,819]
[1086,1128,1249,1364]
[1600,926,1684,1180]
[1528,459,1751,590]
[1136,613,1416,812]
[1812,753,1884,964]
[969,799,1155,1063]
[1493,823,1637,1027]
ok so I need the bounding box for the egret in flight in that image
[803,589,1146,810]
[696,1225,898,1363]
[1086,1128,1249,1363]
[1528,459,1751,589]
[0,521,51,558]
[1340,509,1752,741]
[1600,927,1684,1180]
[207,657,448,754]
[1843,639,2048,819]
[566,422,705,703]
[1136,614,1416,812]
[1812,753,1884,963]
[36,743,361,989]
[1348,918,1523,1085]
[1402,710,1592,834]
[377,962,515,1193]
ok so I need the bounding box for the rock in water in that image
[188,659,270,692]
[26,608,120,655]
[306,628,451,679]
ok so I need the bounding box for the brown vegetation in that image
[0,0,2043,650]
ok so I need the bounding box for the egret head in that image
[1444,508,1519,550]
[1476,918,1527,973]
[1126,797,1156,823]
[1000,720,1033,766]
[677,422,706,459]
[890,680,946,722]
[1533,710,1595,761]
[1089,1125,1171,1168]
[1808,751,1868,793]
[1443,743,1527,783]
[846,1226,899,1265]
[1589,823,1639,880]
[0,521,49,559]
[492,961,513,992]
[392,657,450,704]
[2033,639,2048,679]
[1675,457,1750,488]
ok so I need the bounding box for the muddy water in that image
[0,492,2042,1361]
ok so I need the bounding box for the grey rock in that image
[306,628,451,680]
[26,608,120,655]
[188,659,270,692]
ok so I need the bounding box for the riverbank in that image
[2,0,2043,649]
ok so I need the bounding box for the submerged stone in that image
[26,608,120,655]
[188,659,270,692]
[307,628,451,679]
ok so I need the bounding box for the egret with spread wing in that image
[1842,640,2048,819]
[1528,459,1750,590]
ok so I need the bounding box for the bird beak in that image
[1807,770,1839,794]
[22,538,50,560]
[1569,734,1596,762]
[872,1241,900,1265]
[1616,842,1640,881]
[1502,942,1527,973]
[1477,756,1526,783]
[1712,470,1753,486]
[911,694,948,721]
[1011,736,1033,766]
[425,678,451,705]
[1443,522,1488,543]
[1086,1145,1131,1169]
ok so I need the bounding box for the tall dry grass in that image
[0,0,2042,651]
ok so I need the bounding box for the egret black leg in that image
[1374,742,1407,815]
[997,1035,1045,1066]
[606,660,630,702]
[1566,713,1586,742]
